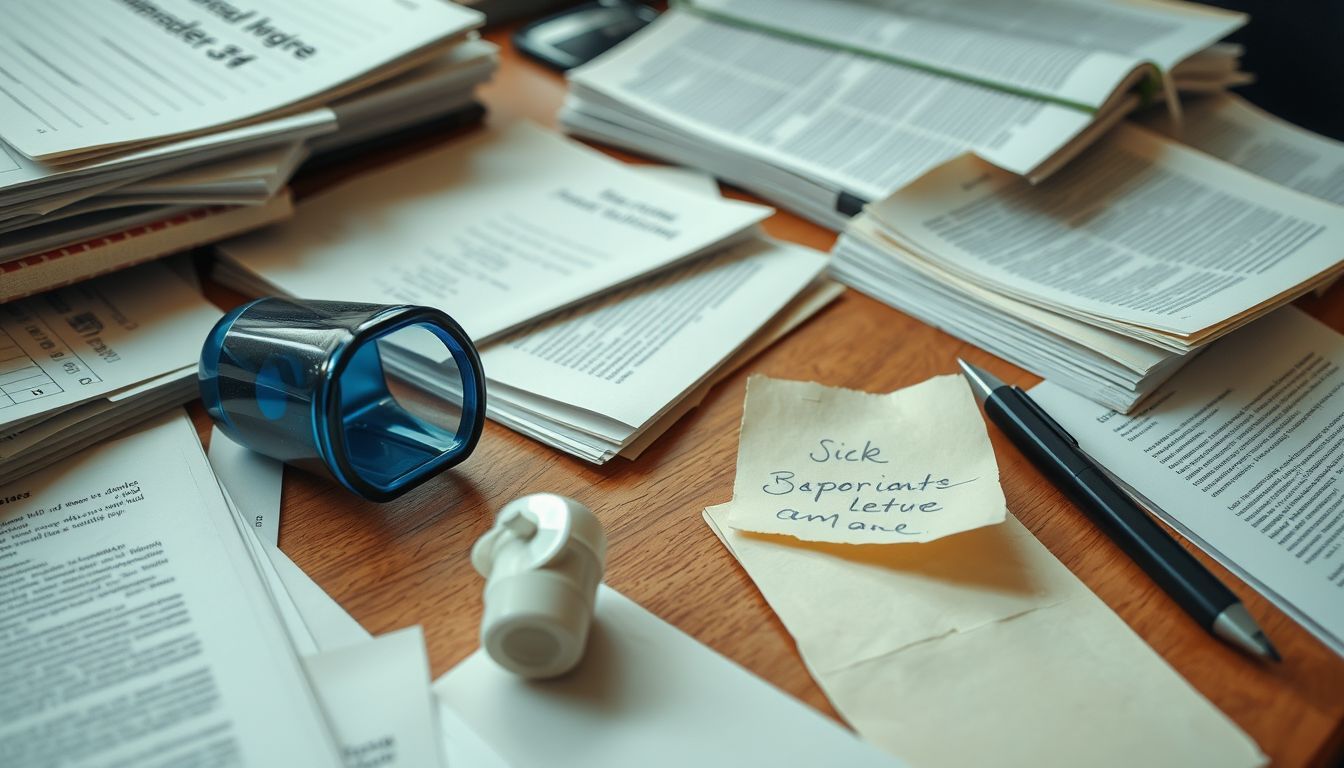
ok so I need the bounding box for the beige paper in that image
[727,375,1006,544]
[704,505,1266,768]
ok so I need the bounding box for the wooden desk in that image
[202,28,1344,767]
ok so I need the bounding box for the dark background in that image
[1204,0,1344,140]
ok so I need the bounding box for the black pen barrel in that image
[985,389,1236,627]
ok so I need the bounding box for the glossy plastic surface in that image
[200,298,485,501]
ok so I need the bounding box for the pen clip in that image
[1012,387,1079,447]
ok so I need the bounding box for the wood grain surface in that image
[196,27,1344,767]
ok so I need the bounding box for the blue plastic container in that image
[200,298,485,501]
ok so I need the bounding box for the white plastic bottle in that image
[470,494,608,679]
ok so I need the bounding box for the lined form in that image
[0,262,219,432]
[0,0,481,160]
[0,328,65,408]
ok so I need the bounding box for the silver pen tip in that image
[1213,603,1281,662]
[956,358,1002,404]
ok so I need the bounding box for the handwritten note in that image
[727,375,1006,544]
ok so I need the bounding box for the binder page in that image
[569,11,1094,201]
[0,0,480,160]
[0,414,341,766]
[870,125,1344,340]
[216,122,771,343]
[687,0,1243,110]
[0,262,220,433]
[1032,309,1344,658]
[1139,94,1344,206]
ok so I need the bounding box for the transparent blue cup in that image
[199,298,486,502]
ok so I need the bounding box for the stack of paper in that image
[561,1,1247,229]
[831,123,1344,411]
[0,261,221,485]
[1031,308,1344,660]
[700,374,1265,767]
[216,122,836,463]
[0,0,497,302]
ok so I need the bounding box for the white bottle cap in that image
[471,494,607,679]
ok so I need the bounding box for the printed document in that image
[1139,94,1344,206]
[568,11,1097,201]
[0,413,340,766]
[480,237,827,433]
[218,122,770,342]
[727,375,1006,544]
[206,433,476,768]
[0,0,480,159]
[1032,308,1344,658]
[686,0,1242,110]
[0,262,221,433]
[870,124,1344,344]
[704,505,1265,768]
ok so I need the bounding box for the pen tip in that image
[1260,634,1282,663]
[1214,604,1280,662]
[955,359,1000,404]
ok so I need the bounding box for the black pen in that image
[957,359,1279,661]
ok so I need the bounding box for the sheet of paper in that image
[208,425,283,548]
[872,124,1344,343]
[204,434,461,768]
[217,481,319,656]
[0,0,479,159]
[438,708,512,768]
[634,164,721,197]
[434,585,902,768]
[1138,93,1344,206]
[304,627,443,768]
[0,413,340,766]
[1031,308,1344,657]
[480,236,826,429]
[205,426,371,652]
[727,375,1006,544]
[270,548,373,652]
[0,109,334,208]
[618,278,846,460]
[687,0,1242,109]
[217,121,769,342]
[832,223,1180,413]
[0,376,194,487]
[703,505,1265,768]
[568,11,1096,201]
[0,261,221,432]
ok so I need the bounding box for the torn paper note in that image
[704,505,1266,768]
[727,375,1006,544]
